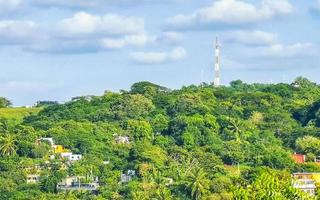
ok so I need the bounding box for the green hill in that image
[0,107,41,122]
[1,77,320,199]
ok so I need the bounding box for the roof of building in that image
[293,172,320,175]
[292,154,305,164]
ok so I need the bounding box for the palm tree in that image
[0,134,17,156]
[0,119,10,134]
[227,118,242,142]
[155,185,173,200]
[185,168,209,200]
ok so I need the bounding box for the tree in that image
[233,170,311,200]
[112,94,155,120]
[127,120,153,141]
[293,77,317,89]
[0,134,17,156]
[222,117,254,142]
[151,114,169,134]
[0,97,11,108]
[130,81,168,95]
[185,168,210,200]
[296,136,320,155]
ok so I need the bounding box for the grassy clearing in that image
[0,107,41,121]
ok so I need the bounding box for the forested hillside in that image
[2,77,320,199]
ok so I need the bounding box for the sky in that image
[0,0,319,106]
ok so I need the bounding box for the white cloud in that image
[21,12,150,53]
[130,47,187,64]
[100,38,126,49]
[28,0,180,8]
[57,12,145,37]
[29,0,102,8]
[100,34,156,49]
[0,20,41,45]
[0,12,181,54]
[167,0,293,29]
[225,30,278,45]
[258,43,319,58]
[100,31,185,49]
[156,31,185,44]
[0,0,21,13]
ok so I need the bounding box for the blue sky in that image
[0,0,319,106]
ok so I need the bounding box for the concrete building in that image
[121,170,136,183]
[61,152,82,162]
[57,176,99,191]
[292,173,320,196]
[115,136,130,144]
[53,144,67,153]
[292,153,306,164]
[27,174,40,184]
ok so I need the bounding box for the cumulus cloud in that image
[57,12,145,38]
[0,11,182,54]
[23,12,153,53]
[28,0,181,9]
[0,20,42,45]
[100,34,155,49]
[156,31,185,44]
[130,47,187,64]
[167,0,293,29]
[0,0,21,13]
[29,0,102,8]
[225,30,278,46]
[258,43,319,58]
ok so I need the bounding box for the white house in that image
[292,173,317,196]
[57,176,99,191]
[120,170,136,183]
[115,136,130,144]
[27,174,40,184]
[61,152,82,162]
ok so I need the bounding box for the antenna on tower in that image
[214,37,221,87]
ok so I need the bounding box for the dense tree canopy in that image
[1,78,320,199]
[0,97,11,108]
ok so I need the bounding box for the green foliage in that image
[0,107,41,122]
[1,78,320,199]
[233,169,313,200]
[0,97,11,108]
[296,136,320,155]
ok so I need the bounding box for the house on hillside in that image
[71,95,95,102]
[27,174,40,184]
[37,138,54,147]
[53,144,68,153]
[292,173,320,196]
[292,153,306,164]
[120,170,136,183]
[57,176,99,191]
[115,136,130,144]
[292,153,320,165]
[37,138,68,153]
[61,152,82,162]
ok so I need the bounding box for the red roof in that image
[292,154,305,164]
